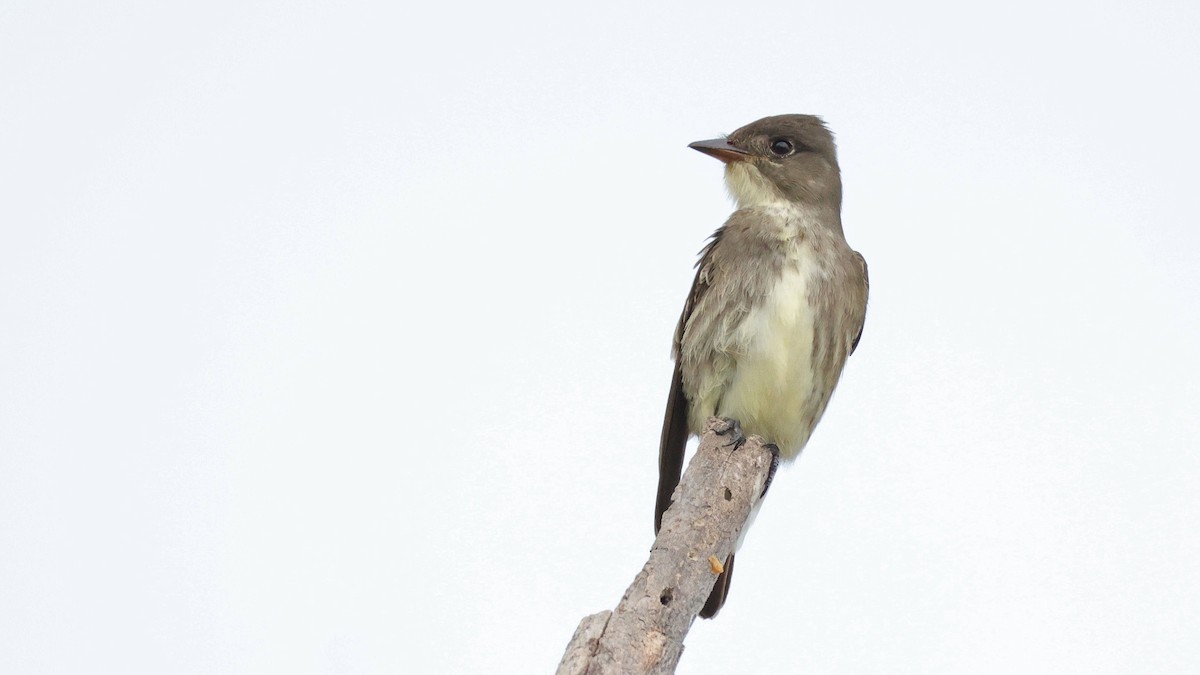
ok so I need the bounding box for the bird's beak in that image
[688,138,751,164]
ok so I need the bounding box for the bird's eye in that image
[769,138,794,157]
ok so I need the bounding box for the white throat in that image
[724,161,784,209]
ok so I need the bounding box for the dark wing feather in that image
[655,361,689,533]
[654,228,725,534]
[850,251,869,355]
[656,229,738,619]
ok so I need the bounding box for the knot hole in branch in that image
[659,587,674,606]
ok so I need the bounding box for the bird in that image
[655,114,869,618]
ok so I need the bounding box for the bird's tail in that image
[700,554,734,619]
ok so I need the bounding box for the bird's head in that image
[689,114,841,210]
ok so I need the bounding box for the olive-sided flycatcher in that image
[655,114,869,618]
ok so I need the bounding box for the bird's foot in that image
[760,444,781,498]
[716,418,747,450]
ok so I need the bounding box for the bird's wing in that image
[655,361,689,533]
[850,251,869,355]
[656,226,739,619]
[655,227,726,533]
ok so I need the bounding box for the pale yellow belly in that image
[692,266,825,459]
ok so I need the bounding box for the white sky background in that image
[2,1,1199,673]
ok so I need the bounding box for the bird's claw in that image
[760,444,781,498]
[716,418,747,450]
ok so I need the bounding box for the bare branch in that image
[556,417,774,675]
